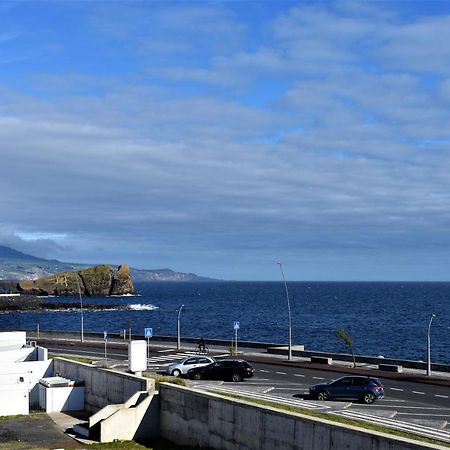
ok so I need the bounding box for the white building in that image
[0,331,52,415]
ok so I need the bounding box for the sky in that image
[1,0,450,281]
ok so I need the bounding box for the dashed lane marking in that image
[276,372,287,375]
[312,377,325,380]
[390,388,403,391]
[435,395,449,399]
[412,391,425,395]
[259,370,269,373]
[294,374,305,377]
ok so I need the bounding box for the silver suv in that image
[166,355,215,377]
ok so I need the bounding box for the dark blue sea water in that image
[1,282,449,364]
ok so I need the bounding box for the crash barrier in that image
[267,348,450,373]
[379,364,403,373]
[310,356,333,365]
[53,357,153,411]
[159,383,446,450]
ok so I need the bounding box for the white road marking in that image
[276,372,287,375]
[389,388,403,391]
[396,413,450,417]
[273,387,308,391]
[263,387,274,394]
[333,410,450,443]
[294,374,305,377]
[259,370,269,373]
[412,391,425,395]
[435,395,449,399]
[312,377,325,380]
[157,349,174,353]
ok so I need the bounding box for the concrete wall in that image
[53,357,153,412]
[159,384,447,450]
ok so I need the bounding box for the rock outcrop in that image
[17,264,134,296]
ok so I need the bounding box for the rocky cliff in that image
[16,264,134,296]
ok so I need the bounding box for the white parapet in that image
[0,331,27,352]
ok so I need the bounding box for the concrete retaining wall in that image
[53,358,153,412]
[159,384,446,450]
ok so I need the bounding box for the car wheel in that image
[172,369,181,377]
[362,392,376,404]
[317,391,330,401]
[231,373,243,382]
[193,373,202,381]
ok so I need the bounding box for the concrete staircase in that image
[74,390,155,443]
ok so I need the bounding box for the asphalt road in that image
[45,340,450,444]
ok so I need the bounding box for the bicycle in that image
[196,344,209,354]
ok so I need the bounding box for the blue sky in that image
[2,0,450,281]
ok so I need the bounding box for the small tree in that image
[335,329,356,367]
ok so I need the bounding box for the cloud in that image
[1,1,450,279]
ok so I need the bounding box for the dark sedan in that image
[187,359,254,382]
[309,376,384,404]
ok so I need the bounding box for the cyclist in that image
[198,337,206,354]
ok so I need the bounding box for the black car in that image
[187,359,254,382]
[309,376,384,404]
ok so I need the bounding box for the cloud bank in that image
[1,1,450,280]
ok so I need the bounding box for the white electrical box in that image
[128,340,147,373]
[38,377,85,413]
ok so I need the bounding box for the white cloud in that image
[1,1,450,279]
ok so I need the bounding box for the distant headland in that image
[0,264,134,297]
[0,245,217,282]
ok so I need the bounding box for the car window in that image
[333,378,352,386]
[184,358,198,365]
[223,361,237,367]
[198,358,210,364]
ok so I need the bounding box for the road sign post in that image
[233,321,240,355]
[144,328,153,364]
[103,331,108,363]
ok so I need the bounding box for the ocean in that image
[1,281,449,364]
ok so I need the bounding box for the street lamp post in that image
[177,304,184,350]
[427,313,436,376]
[76,276,84,343]
[277,262,292,360]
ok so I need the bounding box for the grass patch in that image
[87,437,201,449]
[212,391,450,448]
[88,441,149,449]
[49,353,96,364]
[143,373,187,389]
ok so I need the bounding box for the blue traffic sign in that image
[233,321,240,330]
[144,327,153,338]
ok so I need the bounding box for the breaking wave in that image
[128,304,159,311]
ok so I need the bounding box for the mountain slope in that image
[0,245,215,282]
[0,245,45,261]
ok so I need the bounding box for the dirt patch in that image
[0,414,82,449]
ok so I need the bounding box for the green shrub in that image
[143,373,187,389]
